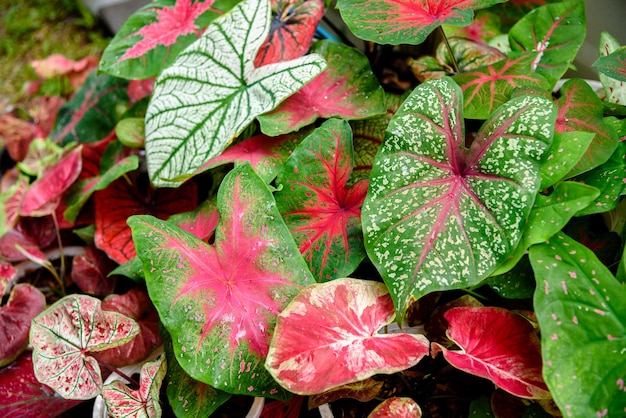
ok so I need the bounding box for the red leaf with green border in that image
[335,0,506,45]
[368,397,422,418]
[453,53,550,119]
[30,294,140,400]
[94,176,197,264]
[266,278,430,395]
[129,163,314,398]
[432,306,550,399]
[362,77,556,320]
[258,40,386,136]
[0,284,46,367]
[254,0,324,67]
[275,119,368,281]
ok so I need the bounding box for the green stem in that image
[438,26,460,75]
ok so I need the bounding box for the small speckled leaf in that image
[539,131,594,189]
[368,397,422,418]
[30,295,140,400]
[129,163,313,398]
[593,46,626,82]
[265,278,430,395]
[597,32,626,106]
[102,354,166,418]
[362,77,555,320]
[144,0,326,187]
[432,307,550,398]
[508,1,586,88]
[335,0,506,46]
[275,119,368,281]
[530,233,626,417]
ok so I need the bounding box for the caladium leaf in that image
[30,294,140,400]
[101,354,167,418]
[335,0,506,45]
[0,175,28,237]
[0,284,46,367]
[508,1,586,88]
[363,77,555,320]
[539,131,595,189]
[308,379,384,408]
[442,10,501,43]
[266,278,430,395]
[555,79,619,177]
[275,119,368,281]
[129,163,314,398]
[258,40,386,136]
[144,0,326,187]
[432,307,549,398]
[71,246,118,296]
[260,396,304,418]
[452,53,550,120]
[530,233,626,417]
[368,397,422,418]
[0,260,17,295]
[254,0,324,67]
[0,217,56,262]
[593,46,626,82]
[597,32,626,106]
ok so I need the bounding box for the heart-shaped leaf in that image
[530,233,626,417]
[144,0,326,187]
[275,119,368,281]
[30,294,140,400]
[596,32,626,106]
[432,306,550,398]
[362,77,556,319]
[258,40,386,136]
[101,354,167,418]
[266,278,430,395]
[336,0,506,45]
[129,163,314,398]
[368,397,422,418]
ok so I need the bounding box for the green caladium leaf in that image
[530,233,626,417]
[508,1,586,88]
[30,295,140,400]
[486,254,536,299]
[362,77,556,320]
[539,131,595,189]
[144,0,326,187]
[453,53,550,120]
[335,0,506,46]
[594,46,626,82]
[596,32,626,106]
[129,163,314,398]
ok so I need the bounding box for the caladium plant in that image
[1,0,626,417]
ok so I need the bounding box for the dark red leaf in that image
[260,396,304,418]
[71,246,118,296]
[0,217,56,262]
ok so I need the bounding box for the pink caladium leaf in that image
[30,54,99,89]
[368,397,423,418]
[167,198,220,242]
[0,352,82,417]
[432,306,550,399]
[94,176,197,264]
[362,77,556,320]
[30,294,140,400]
[258,40,386,136]
[0,284,46,367]
[336,0,507,45]
[275,119,368,281]
[0,260,17,295]
[101,354,167,418]
[442,10,501,43]
[266,278,430,395]
[129,163,314,398]
[254,0,324,67]
[0,175,28,236]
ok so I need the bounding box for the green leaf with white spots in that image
[362,77,556,320]
[144,0,326,187]
[539,132,595,190]
[530,233,626,418]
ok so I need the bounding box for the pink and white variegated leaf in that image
[30,295,140,400]
[432,306,550,399]
[102,354,167,418]
[258,40,386,136]
[368,397,423,418]
[129,163,314,399]
[265,278,430,395]
[274,119,368,281]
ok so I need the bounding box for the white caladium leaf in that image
[145,0,326,187]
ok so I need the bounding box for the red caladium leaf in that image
[0,175,28,236]
[0,217,56,262]
[255,0,324,67]
[30,54,99,89]
[266,278,430,395]
[258,40,386,136]
[0,352,82,417]
[94,176,197,264]
[129,163,314,398]
[554,79,619,177]
[30,294,140,400]
[0,260,17,295]
[368,397,423,418]
[261,396,304,418]
[0,284,46,367]
[432,306,550,399]
[336,0,507,45]
[101,354,167,418]
[275,119,368,281]
[71,246,118,296]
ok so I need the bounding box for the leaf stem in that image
[98,360,141,388]
[438,26,460,75]
[51,211,66,285]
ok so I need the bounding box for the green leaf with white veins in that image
[145,0,326,187]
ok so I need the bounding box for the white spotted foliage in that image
[144,0,326,187]
[362,77,556,320]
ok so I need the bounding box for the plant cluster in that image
[1,0,625,417]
